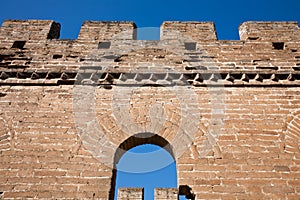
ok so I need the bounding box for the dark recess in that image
[53,54,63,59]
[272,42,284,50]
[98,42,111,49]
[47,22,61,39]
[179,185,195,200]
[11,41,26,49]
[184,42,197,50]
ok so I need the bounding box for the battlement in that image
[1,19,300,87]
[0,20,299,41]
[78,21,137,42]
[160,21,217,41]
[0,20,60,41]
[239,21,300,41]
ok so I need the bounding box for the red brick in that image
[263,186,294,194]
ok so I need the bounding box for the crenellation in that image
[160,21,217,41]
[78,21,137,43]
[239,21,300,41]
[0,20,299,44]
[0,20,60,43]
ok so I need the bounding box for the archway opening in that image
[109,133,178,200]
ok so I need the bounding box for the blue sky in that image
[0,0,299,39]
[116,144,177,200]
[1,1,299,199]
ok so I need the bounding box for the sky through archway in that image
[115,144,177,200]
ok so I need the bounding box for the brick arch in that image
[75,26,222,168]
[283,110,300,153]
[109,132,176,200]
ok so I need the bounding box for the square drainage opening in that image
[98,42,111,49]
[272,42,284,50]
[184,42,197,50]
[11,41,26,49]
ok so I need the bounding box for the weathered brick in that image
[213,185,245,193]
[118,188,144,200]
[263,186,295,194]
[274,165,291,172]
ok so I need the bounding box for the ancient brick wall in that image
[0,20,300,199]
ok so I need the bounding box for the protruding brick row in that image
[2,71,300,86]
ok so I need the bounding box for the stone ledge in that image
[1,71,300,86]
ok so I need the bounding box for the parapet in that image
[78,21,137,42]
[239,21,300,41]
[0,20,60,41]
[1,20,300,42]
[1,19,300,86]
[160,21,217,41]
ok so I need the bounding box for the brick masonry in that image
[118,188,143,200]
[0,20,300,199]
[154,188,178,200]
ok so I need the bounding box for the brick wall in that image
[154,188,178,200]
[118,188,143,200]
[0,20,300,199]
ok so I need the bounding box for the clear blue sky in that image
[1,1,299,199]
[0,0,299,39]
[116,144,177,200]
